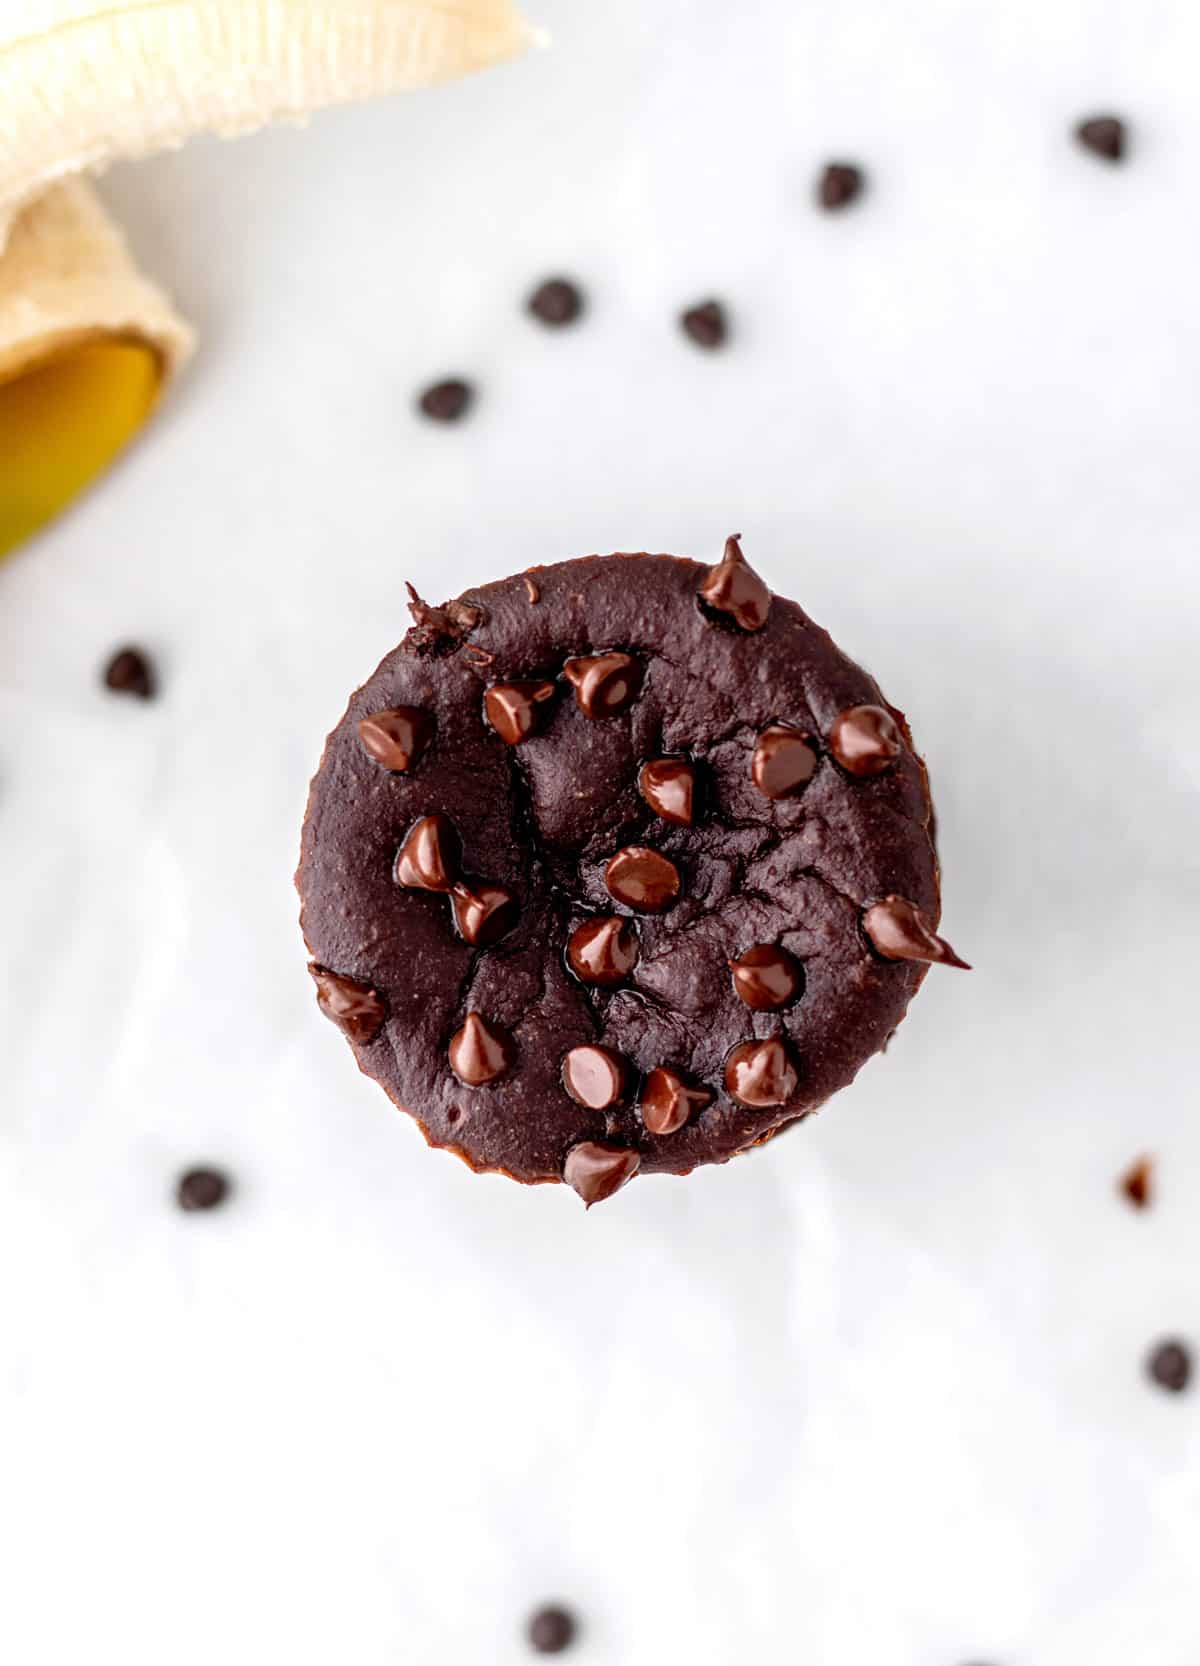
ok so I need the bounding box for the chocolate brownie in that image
[297,539,966,1205]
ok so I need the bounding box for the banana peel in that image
[0,0,539,559]
[0,178,192,554]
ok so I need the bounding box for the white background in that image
[2,1,1199,1661]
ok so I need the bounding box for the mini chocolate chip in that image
[640,1066,713,1136]
[680,298,727,349]
[448,1013,514,1086]
[418,378,473,422]
[697,534,771,631]
[751,724,818,798]
[453,600,484,631]
[527,1605,577,1654]
[817,162,864,210]
[528,278,584,327]
[563,1140,641,1206]
[863,895,971,969]
[1076,115,1126,162]
[567,916,640,987]
[562,1045,629,1110]
[729,945,803,1011]
[1146,1338,1191,1394]
[1120,1155,1154,1210]
[724,1038,800,1108]
[405,583,483,646]
[308,963,387,1044]
[484,680,557,745]
[562,651,642,718]
[638,758,697,825]
[176,1167,230,1212]
[450,879,519,946]
[394,816,461,893]
[604,845,681,913]
[103,646,156,699]
[357,706,434,772]
[829,704,903,776]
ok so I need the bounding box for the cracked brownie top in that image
[297,540,966,1205]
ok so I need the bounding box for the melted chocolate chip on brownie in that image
[298,543,963,1201]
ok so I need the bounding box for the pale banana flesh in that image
[0,0,538,558]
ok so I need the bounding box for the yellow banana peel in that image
[0,0,539,559]
[0,178,192,554]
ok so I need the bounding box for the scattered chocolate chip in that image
[1146,1338,1191,1394]
[1120,1155,1154,1210]
[817,161,864,210]
[563,1140,640,1206]
[103,645,156,699]
[448,1013,514,1086]
[829,704,903,776]
[566,916,640,987]
[562,651,642,719]
[1076,115,1126,162]
[528,277,585,327]
[562,1045,629,1110]
[604,845,681,913]
[308,963,387,1044]
[725,1038,800,1108]
[450,879,519,946]
[640,1066,713,1136]
[418,378,474,422]
[697,534,771,631]
[680,298,728,349]
[175,1167,230,1212]
[527,1605,577,1654]
[863,895,970,969]
[524,576,541,604]
[484,680,557,745]
[357,706,434,772]
[638,757,697,825]
[729,944,803,1011]
[751,724,819,799]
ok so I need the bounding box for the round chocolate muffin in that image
[297,540,966,1205]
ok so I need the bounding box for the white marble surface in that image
[3,2,1200,1661]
